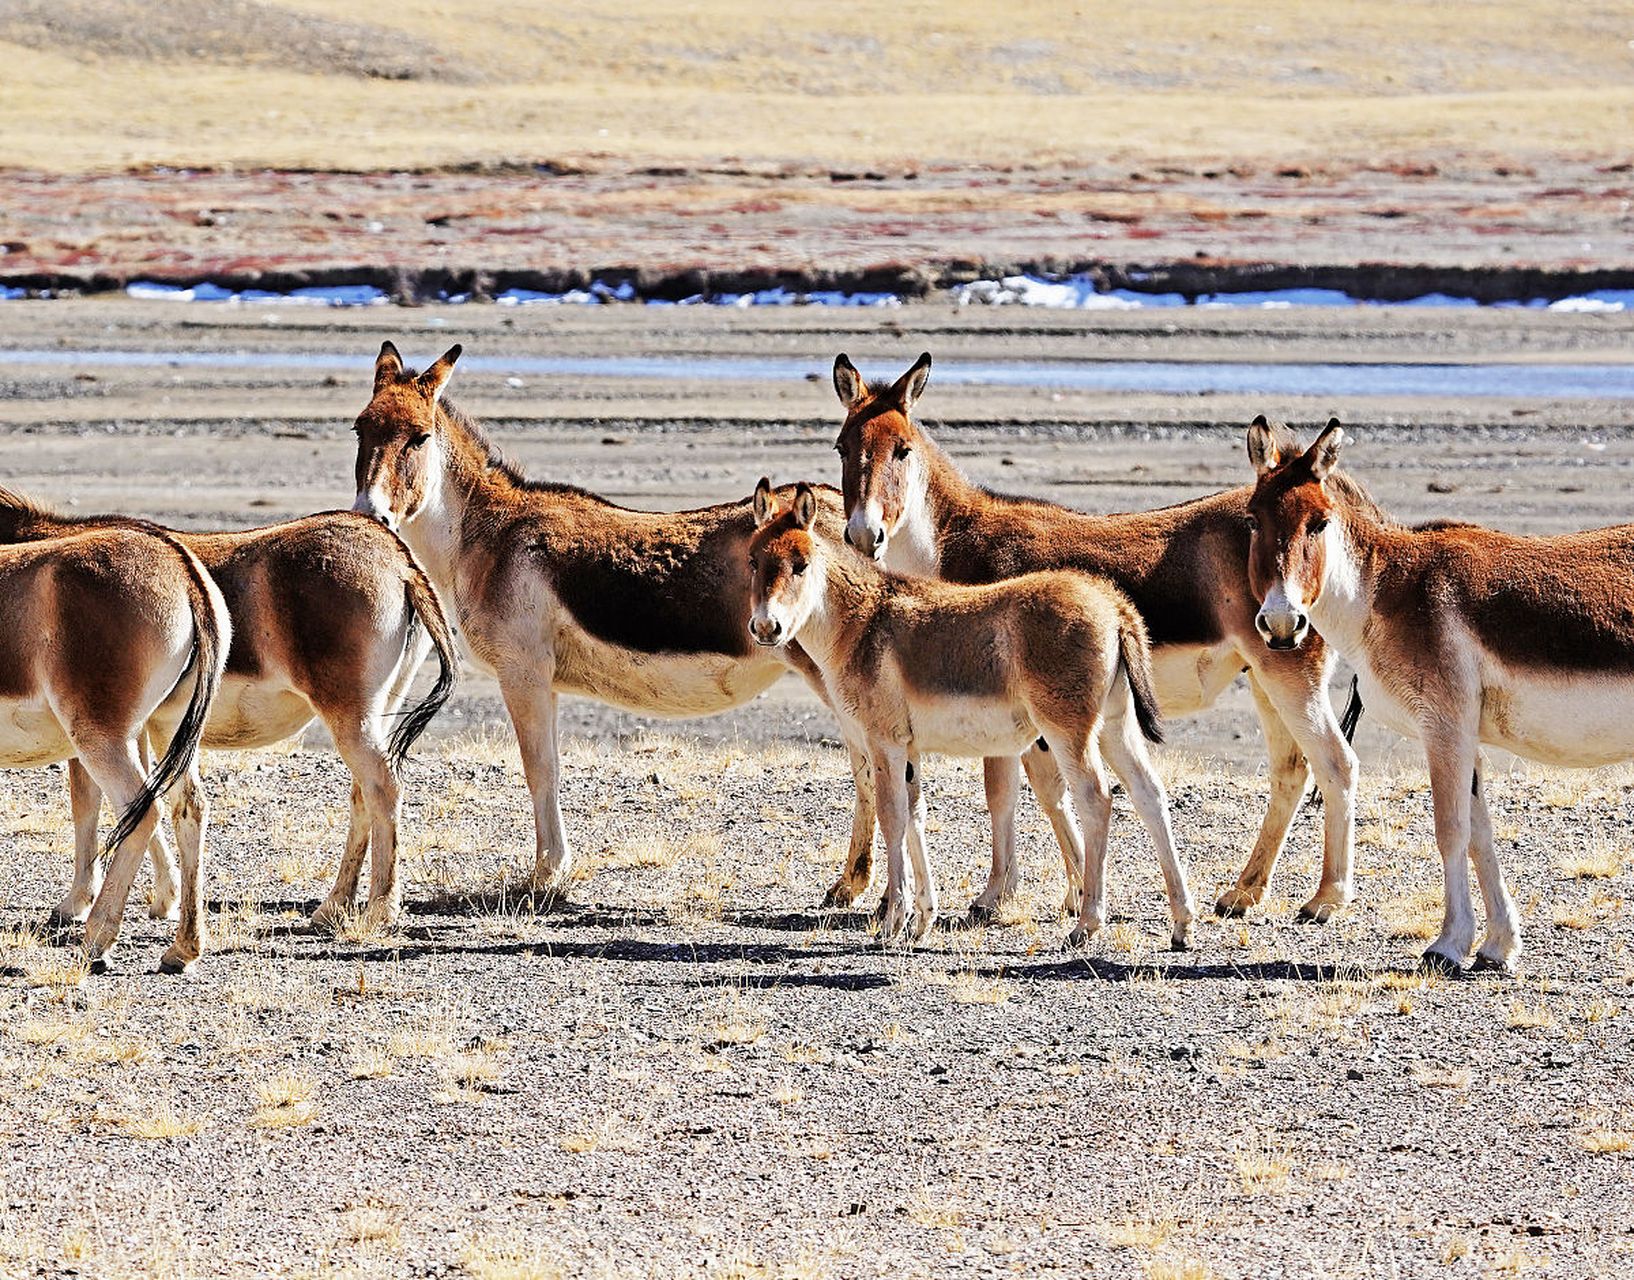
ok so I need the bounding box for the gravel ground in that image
[0,301,1632,1278]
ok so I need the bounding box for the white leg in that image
[823,740,879,909]
[968,756,1020,923]
[1422,730,1480,972]
[1021,742,1084,917]
[158,762,208,974]
[905,754,936,941]
[1053,738,1113,949]
[138,734,182,921]
[331,722,402,928]
[1102,699,1196,950]
[314,780,370,926]
[501,677,573,898]
[1215,675,1310,915]
[54,759,106,928]
[1246,660,1358,922]
[871,745,911,944]
[1468,768,1521,974]
[77,741,162,969]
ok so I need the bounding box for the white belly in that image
[904,695,1039,759]
[0,697,72,767]
[201,677,317,750]
[1353,665,1425,741]
[554,638,787,718]
[1479,671,1634,768]
[1150,643,1244,718]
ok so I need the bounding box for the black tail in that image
[386,559,459,772]
[1301,675,1363,811]
[1117,613,1165,745]
[103,542,224,857]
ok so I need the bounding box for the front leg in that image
[500,673,573,901]
[871,744,912,944]
[1421,726,1481,973]
[1468,768,1521,975]
[823,741,877,908]
[1215,672,1309,916]
[904,753,936,941]
[1021,742,1084,917]
[967,756,1020,925]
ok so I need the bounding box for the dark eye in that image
[747,559,756,573]
[893,443,912,461]
[1308,516,1328,536]
[834,443,844,455]
[792,560,807,576]
[406,433,430,450]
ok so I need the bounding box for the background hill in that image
[3,0,1631,172]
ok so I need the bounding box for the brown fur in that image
[0,498,458,928]
[831,359,1360,922]
[748,479,1192,948]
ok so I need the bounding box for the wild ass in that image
[830,353,1359,923]
[350,342,886,900]
[0,500,460,930]
[747,479,1196,947]
[1244,416,1634,973]
[0,496,230,971]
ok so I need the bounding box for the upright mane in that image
[0,485,54,517]
[1265,420,1394,525]
[430,390,608,505]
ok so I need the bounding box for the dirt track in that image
[0,300,1632,1278]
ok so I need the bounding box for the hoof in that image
[1296,899,1344,925]
[42,911,79,946]
[527,886,571,912]
[822,881,861,909]
[88,955,111,976]
[1470,950,1518,977]
[910,909,935,942]
[1169,929,1193,953]
[309,900,347,929]
[1214,888,1258,919]
[1419,948,1466,977]
[869,896,889,924]
[1064,926,1092,951]
[157,948,197,975]
[148,903,182,923]
[963,902,996,929]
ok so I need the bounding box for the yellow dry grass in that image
[2,1,1630,172]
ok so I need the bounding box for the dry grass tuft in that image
[1410,1064,1474,1090]
[1235,1144,1292,1195]
[115,1105,206,1140]
[461,1238,564,1280]
[24,955,89,990]
[948,972,1012,1006]
[1557,840,1624,881]
[251,1074,317,1129]
[1576,1129,1633,1154]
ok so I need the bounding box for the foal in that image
[1246,417,1634,973]
[351,342,880,899]
[0,505,230,971]
[830,353,1358,924]
[0,499,458,929]
[748,479,1196,948]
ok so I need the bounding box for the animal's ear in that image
[891,351,932,413]
[374,340,404,392]
[416,343,463,402]
[833,354,866,410]
[1307,418,1345,481]
[752,477,777,528]
[793,483,817,530]
[1245,413,1281,476]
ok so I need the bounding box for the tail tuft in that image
[386,556,458,772]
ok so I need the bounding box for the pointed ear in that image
[793,483,818,530]
[1245,413,1281,476]
[374,340,404,393]
[833,354,866,410]
[891,351,932,413]
[416,343,463,402]
[1307,418,1345,481]
[752,477,777,528]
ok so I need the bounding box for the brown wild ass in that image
[350,342,884,900]
[1244,415,1634,973]
[747,479,1196,947]
[830,353,1359,923]
[0,492,230,971]
[0,502,459,930]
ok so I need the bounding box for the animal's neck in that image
[1305,508,1381,660]
[400,409,484,597]
[0,496,67,546]
[890,432,974,576]
[790,553,870,674]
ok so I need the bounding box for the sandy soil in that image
[0,301,1632,1277]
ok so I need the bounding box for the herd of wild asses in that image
[2,342,1628,976]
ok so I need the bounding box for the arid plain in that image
[0,300,1630,1277]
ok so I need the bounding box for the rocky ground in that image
[0,300,1632,1277]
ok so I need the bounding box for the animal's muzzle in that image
[1255,606,1311,651]
[749,617,783,645]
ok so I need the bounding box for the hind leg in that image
[871,744,913,944]
[313,780,370,927]
[53,759,107,931]
[967,756,1020,924]
[76,741,162,970]
[1044,733,1113,950]
[331,720,402,929]
[1021,742,1084,917]
[904,753,936,940]
[1102,694,1196,950]
[158,760,209,973]
[1469,768,1521,975]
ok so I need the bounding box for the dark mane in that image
[433,392,611,506]
[0,485,54,517]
